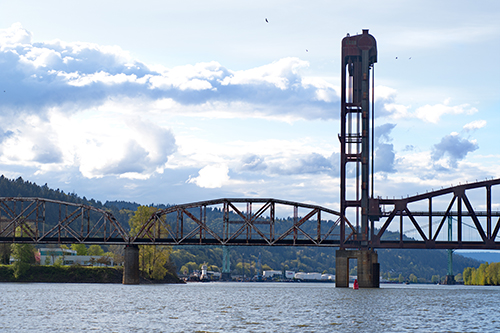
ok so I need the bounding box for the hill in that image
[0,175,483,281]
[457,251,500,263]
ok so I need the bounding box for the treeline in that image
[463,262,500,285]
[0,175,165,230]
[169,245,480,281]
[0,175,483,282]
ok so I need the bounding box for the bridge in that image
[1,179,500,284]
[1,29,498,287]
[4,186,499,249]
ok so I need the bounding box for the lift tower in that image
[336,29,379,288]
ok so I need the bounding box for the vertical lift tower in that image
[336,29,380,288]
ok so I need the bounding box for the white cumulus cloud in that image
[415,99,478,123]
[188,164,230,188]
[463,120,486,131]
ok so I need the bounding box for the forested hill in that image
[0,176,131,228]
[0,175,483,281]
[0,175,101,206]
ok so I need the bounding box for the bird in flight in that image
[265,18,268,23]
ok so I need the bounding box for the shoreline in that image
[0,265,184,284]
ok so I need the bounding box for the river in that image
[1,282,498,332]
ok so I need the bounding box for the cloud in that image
[463,120,486,131]
[374,123,397,173]
[0,23,339,121]
[374,86,410,119]
[188,164,230,188]
[0,110,177,180]
[0,23,32,45]
[414,98,477,123]
[236,152,340,179]
[374,88,480,126]
[76,117,177,179]
[431,133,478,168]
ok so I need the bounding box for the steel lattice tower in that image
[339,29,377,248]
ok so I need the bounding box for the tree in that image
[128,206,158,237]
[0,243,11,265]
[71,244,87,255]
[96,256,112,266]
[184,261,199,273]
[463,267,473,285]
[11,243,36,278]
[87,245,105,256]
[108,245,125,265]
[128,206,172,280]
[398,274,404,283]
[262,264,272,271]
[409,273,418,283]
[180,265,189,275]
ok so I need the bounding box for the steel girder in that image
[130,198,351,246]
[370,178,500,249]
[0,197,128,244]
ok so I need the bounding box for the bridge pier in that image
[123,244,140,285]
[220,245,231,281]
[336,249,379,288]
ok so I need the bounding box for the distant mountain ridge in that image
[458,251,500,263]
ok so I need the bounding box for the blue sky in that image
[0,0,499,210]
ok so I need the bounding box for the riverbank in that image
[0,265,183,284]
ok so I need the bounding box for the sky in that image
[0,0,499,211]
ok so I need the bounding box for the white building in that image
[263,270,282,278]
[263,270,296,279]
[38,248,114,266]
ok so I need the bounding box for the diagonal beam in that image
[271,209,318,245]
[405,208,428,242]
[433,195,457,241]
[461,193,487,242]
[182,208,223,244]
[321,217,341,243]
[492,216,500,240]
[376,208,397,240]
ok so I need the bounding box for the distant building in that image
[263,270,282,278]
[38,248,114,266]
[263,270,295,280]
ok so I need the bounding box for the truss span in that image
[370,178,500,249]
[0,197,129,244]
[131,198,352,246]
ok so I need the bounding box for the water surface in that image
[1,282,498,332]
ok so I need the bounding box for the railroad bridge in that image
[1,30,498,287]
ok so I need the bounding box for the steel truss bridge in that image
[1,177,500,250]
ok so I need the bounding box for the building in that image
[38,248,114,266]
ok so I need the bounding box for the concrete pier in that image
[123,244,140,284]
[336,249,379,288]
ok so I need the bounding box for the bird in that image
[395,57,398,59]
[265,18,268,23]
[306,49,308,52]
